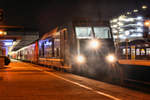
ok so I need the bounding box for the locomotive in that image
[11,20,119,81]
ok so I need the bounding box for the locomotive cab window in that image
[94,27,111,38]
[75,27,93,39]
[75,26,111,39]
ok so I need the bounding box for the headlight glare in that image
[76,55,85,64]
[89,39,100,49]
[106,54,116,63]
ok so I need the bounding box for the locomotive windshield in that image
[75,27,111,39]
[94,27,111,39]
[75,27,92,38]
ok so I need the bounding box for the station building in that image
[110,6,150,60]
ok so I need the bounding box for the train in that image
[11,20,121,82]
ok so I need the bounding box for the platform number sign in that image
[0,9,4,21]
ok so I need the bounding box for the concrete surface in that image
[0,60,149,100]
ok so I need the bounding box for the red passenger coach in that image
[12,41,38,63]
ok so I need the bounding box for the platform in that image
[0,61,149,100]
[119,59,150,66]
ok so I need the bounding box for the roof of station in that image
[0,25,39,51]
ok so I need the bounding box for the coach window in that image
[44,39,53,58]
[141,48,145,55]
[136,48,140,55]
[146,48,150,55]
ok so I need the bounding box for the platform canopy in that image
[0,25,39,51]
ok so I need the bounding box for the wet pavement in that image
[0,60,150,100]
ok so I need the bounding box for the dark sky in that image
[0,0,149,34]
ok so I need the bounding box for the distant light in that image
[119,29,124,32]
[130,33,139,37]
[137,33,143,37]
[118,15,126,21]
[112,25,118,28]
[125,31,130,36]
[137,16,143,20]
[112,19,118,23]
[112,29,118,33]
[128,18,134,22]
[0,31,3,35]
[144,20,150,27]
[137,27,143,32]
[119,34,126,39]
[0,31,7,36]
[142,5,147,9]
[133,9,138,13]
[137,22,143,26]
[3,32,7,35]
[127,12,131,15]
[113,35,118,39]
[118,22,124,26]
[4,42,13,46]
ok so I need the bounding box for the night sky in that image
[0,0,149,34]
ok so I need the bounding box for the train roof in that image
[40,20,110,40]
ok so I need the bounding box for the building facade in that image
[110,6,150,60]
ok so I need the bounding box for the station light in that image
[127,12,131,15]
[118,15,126,21]
[137,16,143,20]
[130,33,138,37]
[118,22,124,26]
[113,35,118,39]
[137,27,143,32]
[0,31,3,35]
[119,29,124,32]
[137,22,143,26]
[125,31,130,36]
[142,5,147,9]
[128,18,134,22]
[112,29,118,33]
[112,19,118,23]
[119,34,126,39]
[111,25,118,28]
[144,20,150,27]
[133,9,138,13]
[4,42,13,46]
[0,30,7,36]
[137,33,142,37]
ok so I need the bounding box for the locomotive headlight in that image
[90,39,100,49]
[106,54,116,63]
[76,55,85,64]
